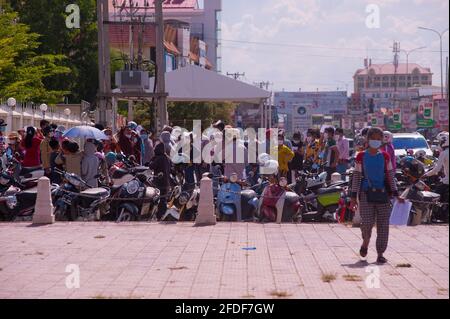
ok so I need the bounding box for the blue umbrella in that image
[63,126,109,140]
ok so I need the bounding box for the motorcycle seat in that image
[21,187,38,194]
[134,166,149,173]
[419,191,440,202]
[20,166,42,175]
[112,169,130,179]
[81,188,109,197]
[317,187,342,195]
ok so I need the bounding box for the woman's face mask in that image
[369,139,382,149]
[125,134,132,139]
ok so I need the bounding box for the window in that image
[421,76,429,81]
[393,137,429,150]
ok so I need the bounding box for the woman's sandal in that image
[359,247,368,259]
[377,256,388,264]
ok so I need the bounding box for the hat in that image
[127,121,138,130]
[7,132,19,140]
[0,119,7,127]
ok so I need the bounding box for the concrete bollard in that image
[195,173,216,226]
[32,177,55,225]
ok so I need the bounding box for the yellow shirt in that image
[278,145,295,173]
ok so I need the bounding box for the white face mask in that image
[307,136,313,143]
[323,133,329,140]
[125,134,132,139]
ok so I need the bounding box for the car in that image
[392,132,433,157]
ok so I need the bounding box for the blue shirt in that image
[362,151,386,191]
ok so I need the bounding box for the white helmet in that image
[437,132,449,148]
[383,131,393,144]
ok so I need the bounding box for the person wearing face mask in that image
[382,131,396,171]
[288,132,304,183]
[304,129,321,169]
[277,131,295,178]
[140,129,154,166]
[3,132,24,168]
[350,127,403,264]
[335,128,350,181]
[81,140,100,188]
[323,127,340,182]
[117,125,141,163]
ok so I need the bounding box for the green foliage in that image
[132,101,236,131]
[0,10,71,104]
[9,0,99,103]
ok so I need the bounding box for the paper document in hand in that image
[390,200,412,226]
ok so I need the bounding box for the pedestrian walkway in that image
[0,222,448,299]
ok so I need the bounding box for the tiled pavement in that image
[0,222,448,299]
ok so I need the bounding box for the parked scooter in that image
[108,172,161,222]
[0,171,56,221]
[398,157,441,226]
[259,176,302,223]
[216,173,259,222]
[109,154,149,187]
[164,183,200,222]
[52,169,110,221]
[291,171,342,222]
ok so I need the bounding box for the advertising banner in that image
[387,108,402,130]
[402,101,417,131]
[438,101,449,128]
[292,104,313,133]
[417,100,434,128]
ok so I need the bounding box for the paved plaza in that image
[0,222,448,299]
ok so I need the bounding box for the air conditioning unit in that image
[115,71,149,90]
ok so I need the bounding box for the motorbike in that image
[107,172,161,222]
[0,171,55,221]
[108,154,150,187]
[164,183,200,222]
[216,173,259,222]
[291,171,343,222]
[400,179,441,226]
[52,169,110,221]
[258,176,302,223]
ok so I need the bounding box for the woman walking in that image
[350,127,403,264]
[21,127,43,168]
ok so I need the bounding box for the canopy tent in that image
[110,65,272,132]
[147,64,271,104]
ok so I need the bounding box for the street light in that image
[399,46,426,94]
[40,103,48,119]
[418,26,449,100]
[7,97,16,109]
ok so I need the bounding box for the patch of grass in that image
[36,251,44,255]
[269,290,292,298]
[94,235,106,239]
[92,295,110,299]
[396,263,412,268]
[169,266,188,271]
[0,268,3,271]
[321,272,337,283]
[438,288,448,295]
[242,294,255,298]
[67,242,72,245]
[343,274,363,282]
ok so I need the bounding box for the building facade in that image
[274,91,348,136]
[108,0,222,72]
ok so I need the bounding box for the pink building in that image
[108,0,222,72]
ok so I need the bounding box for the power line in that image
[210,37,450,54]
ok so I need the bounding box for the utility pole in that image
[97,0,111,127]
[155,0,168,132]
[227,72,245,80]
[393,41,400,95]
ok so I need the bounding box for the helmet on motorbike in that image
[383,131,393,144]
[105,152,117,166]
[399,156,425,180]
[437,131,449,148]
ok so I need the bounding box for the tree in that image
[132,100,236,131]
[9,0,98,103]
[0,10,71,103]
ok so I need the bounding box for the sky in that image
[220,0,450,93]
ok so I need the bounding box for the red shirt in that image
[21,137,43,167]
